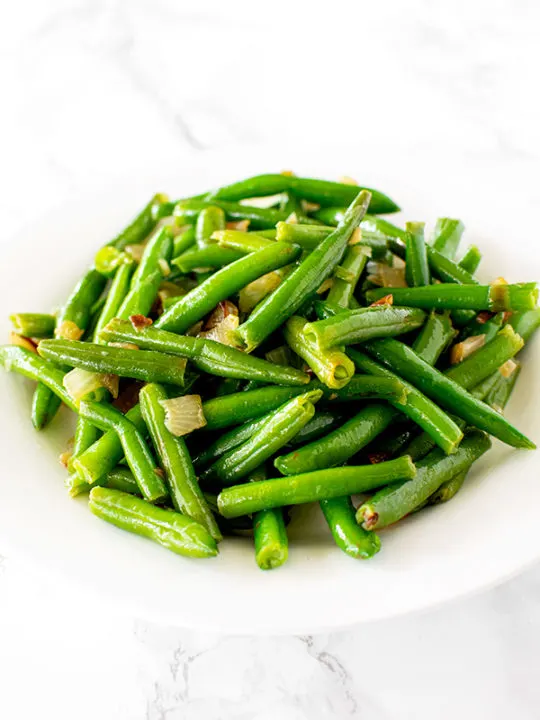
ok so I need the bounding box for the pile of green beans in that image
[2,172,538,570]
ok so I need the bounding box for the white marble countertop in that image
[1,1,540,718]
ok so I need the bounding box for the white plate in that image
[0,145,538,634]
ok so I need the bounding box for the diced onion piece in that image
[367,262,407,288]
[226,220,250,232]
[370,294,394,307]
[158,258,171,276]
[392,255,406,269]
[316,278,334,295]
[186,321,204,337]
[204,301,239,331]
[301,201,320,213]
[238,271,282,314]
[239,194,285,209]
[63,368,119,404]
[492,276,508,286]
[159,395,206,436]
[9,332,37,353]
[286,212,298,224]
[125,244,146,263]
[338,175,358,185]
[499,358,519,378]
[348,228,363,246]
[156,217,183,236]
[450,334,486,365]
[476,311,493,324]
[59,451,71,468]
[199,314,241,347]
[129,314,153,331]
[55,321,84,341]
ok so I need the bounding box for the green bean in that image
[88,487,217,558]
[405,222,430,287]
[309,207,346,225]
[283,316,355,389]
[430,218,464,259]
[217,455,416,518]
[174,198,287,230]
[303,306,426,349]
[361,215,409,243]
[253,506,289,570]
[31,386,62,430]
[427,246,477,286]
[173,225,196,258]
[445,325,523,389]
[0,345,75,410]
[56,268,108,334]
[116,270,162,320]
[412,311,456,365]
[193,413,274,469]
[195,206,226,248]
[10,313,56,338]
[361,337,534,449]
[428,469,468,505]
[66,466,143,498]
[287,410,344,446]
[140,383,221,540]
[275,221,388,259]
[38,339,187,386]
[320,497,381,560]
[250,229,277,239]
[74,404,146,484]
[92,260,135,342]
[348,348,463,454]
[109,194,168,250]
[280,189,305,218]
[131,226,173,287]
[202,390,322,485]
[484,364,521,413]
[327,244,371,308]
[509,308,540,343]
[206,173,399,213]
[470,371,502,401]
[402,417,466,463]
[213,229,274,253]
[456,312,504,344]
[157,243,301,334]
[237,190,372,350]
[275,403,396,475]
[366,283,538,312]
[172,246,244,273]
[100,318,309,386]
[67,386,111,473]
[215,377,243,396]
[458,246,482,274]
[357,430,491,529]
[79,401,167,502]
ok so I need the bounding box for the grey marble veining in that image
[1,1,540,718]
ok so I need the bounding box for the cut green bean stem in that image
[253,507,289,570]
[218,455,415,518]
[39,339,187,386]
[327,244,372,308]
[366,283,538,312]
[100,318,309,386]
[405,222,430,287]
[458,245,482,274]
[320,497,381,560]
[109,194,168,250]
[412,311,456,366]
[89,487,217,558]
[284,315,356,389]
[202,390,322,485]
[173,246,243,273]
[206,173,399,213]
[348,348,463,454]
[430,218,464,259]
[275,403,395,475]
[237,190,372,350]
[195,206,226,248]
[10,313,56,338]
[131,226,173,287]
[157,242,301,334]
[92,260,135,342]
[304,306,426,349]
[140,383,221,540]
[445,325,523,389]
[361,337,534,449]
[357,430,491,529]
[78,401,167,502]
[116,269,162,320]
[0,345,75,410]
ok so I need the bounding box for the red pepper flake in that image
[370,294,394,307]
[475,311,493,324]
[129,314,153,331]
[368,452,390,464]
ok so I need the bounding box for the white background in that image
[1,1,540,718]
